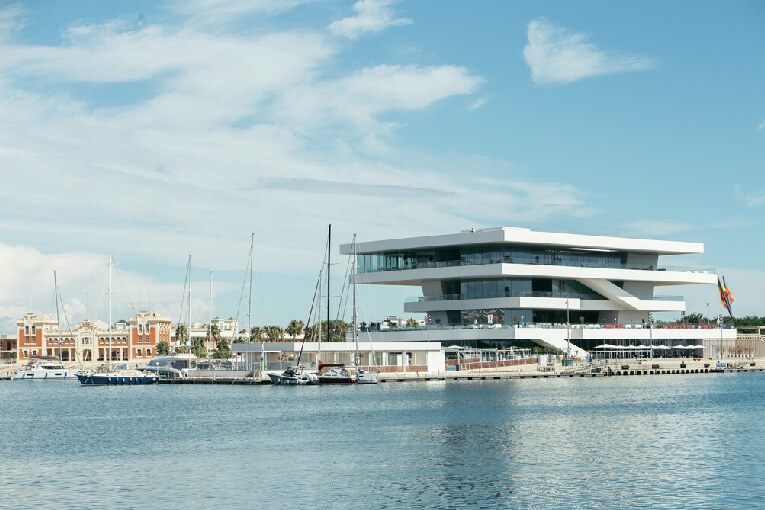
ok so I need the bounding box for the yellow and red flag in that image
[717,276,734,317]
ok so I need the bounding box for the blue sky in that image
[0,0,763,332]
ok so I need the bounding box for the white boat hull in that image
[356,370,379,384]
[12,367,79,380]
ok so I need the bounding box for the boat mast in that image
[54,270,61,363]
[187,255,192,360]
[248,233,253,339]
[327,223,331,343]
[317,267,322,367]
[352,235,359,367]
[209,269,213,355]
[108,255,112,370]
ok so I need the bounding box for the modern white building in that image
[340,227,736,358]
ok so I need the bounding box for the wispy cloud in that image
[329,0,411,39]
[0,5,596,329]
[523,17,654,85]
[757,120,765,131]
[622,220,695,238]
[734,184,765,207]
[0,3,24,42]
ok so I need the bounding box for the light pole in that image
[565,298,571,359]
[648,312,653,360]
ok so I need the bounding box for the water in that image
[1,373,764,509]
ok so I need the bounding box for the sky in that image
[0,0,764,333]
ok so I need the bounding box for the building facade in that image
[341,227,737,357]
[15,311,171,362]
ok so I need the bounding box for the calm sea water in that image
[1,373,764,509]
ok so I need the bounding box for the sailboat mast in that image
[317,268,322,366]
[327,223,331,343]
[108,255,112,370]
[352,235,359,367]
[248,233,253,338]
[209,270,213,354]
[187,255,192,359]
[54,270,61,363]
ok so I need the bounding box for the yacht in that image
[268,366,318,385]
[137,353,197,379]
[76,365,159,385]
[12,361,79,380]
[317,363,357,384]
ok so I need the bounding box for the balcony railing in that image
[405,293,684,303]
[364,323,734,332]
[360,257,715,275]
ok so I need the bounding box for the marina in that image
[2,369,764,509]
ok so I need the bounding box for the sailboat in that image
[77,255,158,385]
[13,270,79,380]
[317,224,357,385]
[350,235,378,384]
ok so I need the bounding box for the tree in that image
[191,337,206,358]
[213,338,231,359]
[286,320,305,338]
[304,320,350,342]
[265,326,284,341]
[156,341,170,355]
[175,324,187,345]
[406,318,418,327]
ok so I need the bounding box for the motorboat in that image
[356,369,379,384]
[137,353,197,379]
[12,361,80,380]
[317,363,357,384]
[268,366,318,385]
[76,368,158,386]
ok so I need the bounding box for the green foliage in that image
[286,320,305,338]
[213,338,231,359]
[304,320,350,342]
[175,323,187,344]
[156,341,170,355]
[731,316,765,326]
[191,337,206,358]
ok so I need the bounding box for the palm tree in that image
[157,341,170,355]
[286,320,304,339]
[175,323,188,345]
[265,326,284,341]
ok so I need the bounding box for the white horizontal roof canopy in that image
[340,227,704,256]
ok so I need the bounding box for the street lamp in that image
[566,298,570,359]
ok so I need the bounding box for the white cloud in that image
[757,120,765,131]
[0,3,24,42]
[329,0,411,39]
[523,17,654,85]
[0,10,600,330]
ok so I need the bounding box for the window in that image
[146,348,151,357]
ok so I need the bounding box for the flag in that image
[718,276,734,317]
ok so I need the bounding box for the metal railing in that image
[406,293,684,303]
[361,257,715,275]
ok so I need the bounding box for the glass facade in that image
[358,245,631,273]
[436,278,605,301]
[438,308,601,326]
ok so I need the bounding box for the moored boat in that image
[318,362,357,384]
[76,369,158,385]
[12,360,80,380]
[268,366,318,385]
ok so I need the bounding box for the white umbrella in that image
[653,345,670,350]
[673,345,688,349]
[594,344,609,349]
